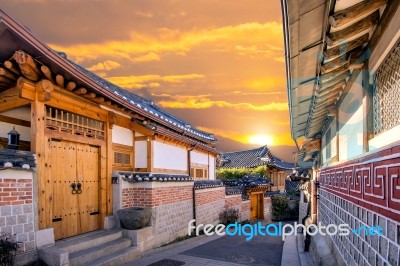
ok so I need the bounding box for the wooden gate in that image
[250,192,264,220]
[46,139,100,240]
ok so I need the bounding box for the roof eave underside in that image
[282,0,330,141]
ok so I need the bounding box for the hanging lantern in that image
[7,126,20,150]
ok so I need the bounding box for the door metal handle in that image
[76,182,82,194]
[71,182,77,194]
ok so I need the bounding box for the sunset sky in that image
[2,0,296,160]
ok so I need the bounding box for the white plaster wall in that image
[209,155,216,180]
[153,141,187,171]
[369,124,400,151]
[338,73,364,161]
[112,125,133,146]
[0,106,31,120]
[190,150,208,165]
[0,106,31,142]
[135,141,147,168]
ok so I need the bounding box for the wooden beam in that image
[0,67,17,80]
[40,65,54,83]
[320,71,349,89]
[0,114,31,127]
[92,97,105,104]
[0,75,14,84]
[36,79,54,102]
[0,95,31,113]
[83,92,96,99]
[327,11,379,47]
[368,0,400,52]
[329,0,386,28]
[65,81,76,91]
[73,87,87,95]
[320,69,350,84]
[324,33,369,60]
[55,74,64,88]
[4,61,21,75]
[13,51,40,81]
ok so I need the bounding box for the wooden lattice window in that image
[373,40,400,136]
[190,164,208,179]
[113,143,133,170]
[45,107,105,140]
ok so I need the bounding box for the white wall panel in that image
[112,125,133,146]
[153,141,187,171]
[135,141,147,168]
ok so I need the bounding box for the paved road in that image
[126,227,284,266]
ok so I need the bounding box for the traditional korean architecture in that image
[282,0,400,265]
[217,145,294,191]
[0,9,234,265]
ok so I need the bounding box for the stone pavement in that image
[124,224,306,266]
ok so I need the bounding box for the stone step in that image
[56,229,123,254]
[84,246,141,266]
[69,237,132,266]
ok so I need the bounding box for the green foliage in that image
[0,234,20,266]
[219,208,239,225]
[217,166,269,180]
[271,194,290,219]
[287,188,300,197]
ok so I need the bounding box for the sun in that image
[248,135,274,146]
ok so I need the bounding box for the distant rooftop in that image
[218,145,294,170]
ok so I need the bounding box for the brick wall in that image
[0,170,35,253]
[225,194,242,209]
[319,189,400,265]
[121,185,192,208]
[195,187,225,225]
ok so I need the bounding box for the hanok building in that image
[282,0,400,265]
[217,145,294,191]
[0,9,222,265]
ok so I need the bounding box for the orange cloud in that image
[157,96,288,111]
[87,60,121,72]
[50,22,283,63]
[107,74,204,89]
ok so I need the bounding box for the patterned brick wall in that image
[319,145,400,221]
[195,187,225,225]
[0,171,35,253]
[318,145,400,265]
[121,185,192,208]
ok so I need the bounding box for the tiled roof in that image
[218,145,294,170]
[115,172,193,182]
[0,150,36,171]
[63,55,216,143]
[194,180,224,189]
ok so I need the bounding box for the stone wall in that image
[240,200,250,221]
[0,169,35,253]
[263,197,272,223]
[195,187,225,225]
[319,189,400,266]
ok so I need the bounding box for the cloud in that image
[157,96,288,111]
[87,60,121,72]
[50,21,283,63]
[107,74,204,89]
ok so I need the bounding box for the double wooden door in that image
[46,139,100,240]
[250,192,264,220]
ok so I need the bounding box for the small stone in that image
[4,162,13,168]
[21,164,30,169]
[144,177,149,181]
[137,177,142,181]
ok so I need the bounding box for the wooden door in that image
[47,140,100,240]
[250,193,264,220]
